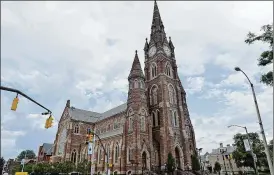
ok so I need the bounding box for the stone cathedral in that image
[52,1,196,174]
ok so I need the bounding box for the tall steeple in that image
[150,0,167,44]
[128,50,145,80]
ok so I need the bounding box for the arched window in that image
[71,149,77,163]
[152,112,156,127]
[140,116,145,131]
[128,148,133,162]
[114,143,119,163]
[151,63,157,78]
[151,86,158,105]
[157,110,160,126]
[134,80,138,88]
[173,111,178,127]
[98,148,101,164]
[87,128,91,134]
[129,117,133,131]
[129,81,133,89]
[168,85,176,104]
[74,124,79,134]
[165,64,172,77]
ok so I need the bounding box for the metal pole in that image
[90,135,96,175]
[93,132,109,175]
[0,86,52,114]
[250,83,273,175]
[235,68,274,175]
[244,127,258,175]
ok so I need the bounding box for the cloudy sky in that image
[1,1,273,159]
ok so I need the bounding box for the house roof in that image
[69,103,127,123]
[42,143,53,155]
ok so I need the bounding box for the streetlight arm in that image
[239,70,253,86]
[0,86,52,114]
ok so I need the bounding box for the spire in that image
[150,0,166,44]
[144,38,149,51]
[151,0,164,30]
[169,36,174,50]
[128,50,145,80]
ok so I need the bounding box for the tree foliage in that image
[232,132,268,170]
[191,154,200,171]
[166,153,175,173]
[17,150,36,160]
[0,157,5,173]
[12,161,77,174]
[245,24,273,86]
[214,161,221,174]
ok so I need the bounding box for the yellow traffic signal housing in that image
[89,134,93,142]
[45,118,50,129]
[11,96,19,111]
[47,115,54,128]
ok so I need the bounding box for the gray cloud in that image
[1,1,272,158]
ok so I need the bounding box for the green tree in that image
[232,132,268,171]
[245,24,273,86]
[0,157,5,173]
[191,154,200,171]
[214,162,221,175]
[166,153,175,174]
[269,139,273,160]
[76,160,91,174]
[17,150,36,160]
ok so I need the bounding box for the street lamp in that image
[219,147,228,175]
[228,125,258,175]
[234,67,273,175]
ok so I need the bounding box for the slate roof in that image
[42,143,53,155]
[69,103,127,123]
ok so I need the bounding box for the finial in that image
[169,36,171,40]
[135,50,138,54]
[145,38,147,41]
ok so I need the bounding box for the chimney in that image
[66,100,70,108]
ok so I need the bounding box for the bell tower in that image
[143,0,196,170]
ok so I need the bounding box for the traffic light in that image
[45,115,54,129]
[11,94,19,111]
[47,115,53,128]
[45,118,50,129]
[229,154,233,159]
[89,134,93,142]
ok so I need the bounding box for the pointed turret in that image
[169,36,174,50]
[144,38,149,52]
[128,50,145,80]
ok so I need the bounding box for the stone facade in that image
[52,1,196,174]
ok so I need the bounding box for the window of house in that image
[74,124,79,134]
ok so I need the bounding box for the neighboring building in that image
[206,143,252,173]
[52,1,197,174]
[37,143,54,162]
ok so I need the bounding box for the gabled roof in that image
[41,143,53,155]
[69,103,127,123]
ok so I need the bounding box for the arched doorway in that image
[175,147,181,170]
